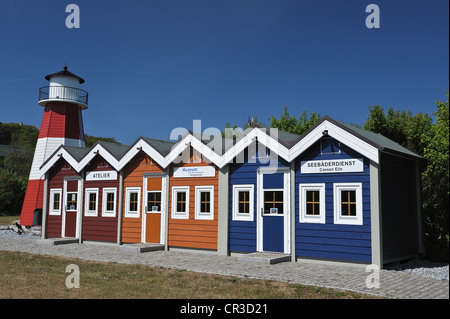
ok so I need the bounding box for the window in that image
[321,138,341,154]
[251,142,270,159]
[84,188,98,217]
[341,190,356,216]
[177,192,187,212]
[49,189,62,215]
[125,187,140,218]
[147,191,162,212]
[172,186,189,219]
[232,185,254,221]
[102,188,117,217]
[263,190,284,214]
[333,183,363,225]
[195,186,214,220]
[307,191,320,214]
[66,192,78,211]
[299,184,325,224]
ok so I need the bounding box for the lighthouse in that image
[20,66,88,226]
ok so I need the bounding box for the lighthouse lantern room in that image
[20,66,89,226]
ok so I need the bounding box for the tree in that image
[84,134,120,147]
[421,94,449,261]
[270,106,321,135]
[363,106,433,156]
[2,146,34,178]
[0,169,27,216]
[363,98,448,261]
[0,122,12,145]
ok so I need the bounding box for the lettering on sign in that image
[85,170,118,181]
[173,166,216,178]
[300,158,364,174]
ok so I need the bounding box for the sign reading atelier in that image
[300,158,364,174]
[173,166,216,178]
[86,170,118,181]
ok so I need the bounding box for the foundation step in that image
[118,243,164,253]
[236,252,291,264]
[37,238,79,245]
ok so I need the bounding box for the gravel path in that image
[0,229,448,299]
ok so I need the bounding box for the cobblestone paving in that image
[1,236,448,299]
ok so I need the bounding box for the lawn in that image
[0,250,379,299]
[0,215,20,225]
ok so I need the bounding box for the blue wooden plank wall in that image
[228,146,290,252]
[295,138,372,263]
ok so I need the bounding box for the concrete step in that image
[236,252,291,264]
[37,238,79,245]
[118,243,164,253]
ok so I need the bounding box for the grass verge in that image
[0,216,20,225]
[0,250,379,299]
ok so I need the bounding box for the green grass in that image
[0,250,380,299]
[0,215,19,225]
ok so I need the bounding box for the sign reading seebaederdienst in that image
[300,158,364,174]
[173,166,216,178]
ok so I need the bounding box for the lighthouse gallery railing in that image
[39,86,88,106]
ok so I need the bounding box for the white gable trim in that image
[289,120,379,164]
[220,129,257,167]
[255,128,290,162]
[162,134,193,168]
[39,147,81,176]
[118,139,167,171]
[189,136,223,167]
[78,144,120,171]
[219,128,292,167]
[164,134,223,168]
[39,119,380,177]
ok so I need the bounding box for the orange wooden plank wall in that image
[121,152,165,243]
[168,149,219,250]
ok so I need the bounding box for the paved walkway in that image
[0,236,448,299]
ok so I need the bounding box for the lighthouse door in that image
[143,174,166,244]
[63,178,81,238]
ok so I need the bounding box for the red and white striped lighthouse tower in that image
[20,66,88,226]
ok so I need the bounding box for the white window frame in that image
[66,192,78,212]
[146,190,162,213]
[195,185,214,220]
[232,184,254,221]
[102,187,117,217]
[171,186,189,220]
[333,183,363,225]
[49,189,62,216]
[125,187,141,218]
[299,183,326,224]
[84,188,99,217]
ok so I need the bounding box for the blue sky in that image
[0,0,448,145]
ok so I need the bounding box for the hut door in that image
[143,175,165,244]
[63,178,81,238]
[257,170,290,254]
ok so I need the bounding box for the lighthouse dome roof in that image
[45,66,85,84]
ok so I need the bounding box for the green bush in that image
[0,169,27,216]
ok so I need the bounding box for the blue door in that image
[260,172,285,253]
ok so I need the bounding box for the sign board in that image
[86,170,118,181]
[173,166,216,178]
[300,158,364,174]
